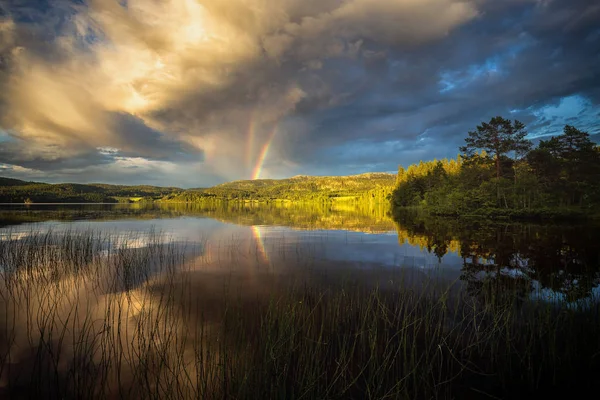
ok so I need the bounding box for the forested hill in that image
[0,173,396,204]
[161,173,396,203]
[0,177,33,186]
[0,178,183,203]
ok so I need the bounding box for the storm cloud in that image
[0,0,598,186]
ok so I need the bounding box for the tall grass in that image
[0,230,598,399]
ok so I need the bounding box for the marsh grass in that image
[0,230,598,399]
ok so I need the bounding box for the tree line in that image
[161,173,396,204]
[391,117,600,218]
[0,180,182,203]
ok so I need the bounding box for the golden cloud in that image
[0,0,480,181]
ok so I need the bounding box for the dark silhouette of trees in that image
[460,116,531,181]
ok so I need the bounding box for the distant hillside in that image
[0,172,396,204]
[0,177,31,186]
[216,173,394,190]
[0,177,183,203]
[161,173,396,203]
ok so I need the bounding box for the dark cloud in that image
[0,139,113,171]
[109,112,203,162]
[0,0,598,185]
[278,0,600,172]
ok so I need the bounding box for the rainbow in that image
[251,125,278,180]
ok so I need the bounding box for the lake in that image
[1,202,598,304]
[1,202,599,398]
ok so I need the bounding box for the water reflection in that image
[0,203,445,273]
[1,203,600,397]
[251,225,270,263]
[1,203,599,304]
[394,210,600,305]
[0,202,395,232]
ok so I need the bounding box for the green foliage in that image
[528,125,600,206]
[161,173,396,204]
[392,121,600,218]
[460,116,531,180]
[0,179,183,203]
[1,173,394,206]
[391,157,462,207]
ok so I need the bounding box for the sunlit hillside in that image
[162,173,396,203]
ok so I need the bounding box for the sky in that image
[0,0,599,188]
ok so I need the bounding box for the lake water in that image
[2,202,600,398]
[1,202,599,305]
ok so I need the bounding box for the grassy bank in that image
[0,231,598,399]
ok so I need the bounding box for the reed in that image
[0,230,598,399]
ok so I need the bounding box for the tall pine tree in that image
[460,116,530,180]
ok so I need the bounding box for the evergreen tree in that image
[392,119,599,217]
[460,116,530,180]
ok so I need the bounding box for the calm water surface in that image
[1,202,599,304]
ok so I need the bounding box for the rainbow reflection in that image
[251,225,269,263]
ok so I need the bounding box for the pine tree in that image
[460,116,530,180]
